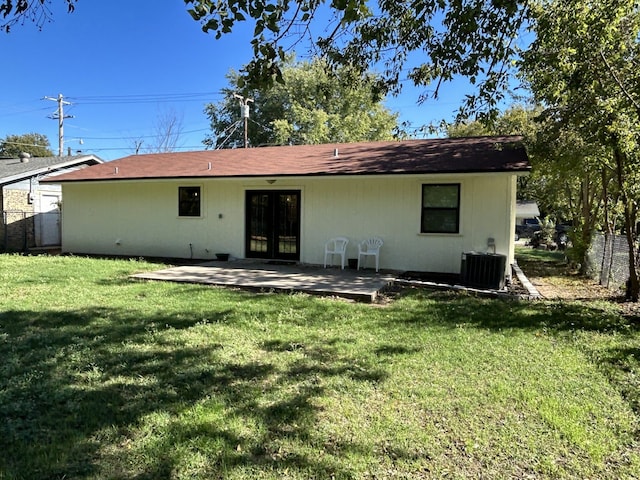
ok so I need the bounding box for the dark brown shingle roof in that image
[42,137,529,183]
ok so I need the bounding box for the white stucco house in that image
[42,136,530,281]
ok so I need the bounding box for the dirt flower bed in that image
[516,246,640,319]
[526,269,619,301]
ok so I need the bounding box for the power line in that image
[75,127,210,141]
[0,91,225,117]
[86,144,209,153]
[0,105,54,119]
[71,91,222,99]
[1,140,51,149]
[215,121,243,150]
[67,91,225,105]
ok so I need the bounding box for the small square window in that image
[421,184,460,233]
[179,186,201,217]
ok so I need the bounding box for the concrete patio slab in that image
[130,260,396,302]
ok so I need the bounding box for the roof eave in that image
[44,167,532,184]
[2,155,104,186]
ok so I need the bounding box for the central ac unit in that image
[461,252,507,290]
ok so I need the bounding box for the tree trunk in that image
[614,146,639,301]
[578,177,591,275]
[575,174,600,276]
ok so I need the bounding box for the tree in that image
[447,105,541,202]
[447,105,538,138]
[521,0,640,299]
[128,109,185,154]
[3,1,529,119]
[0,0,76,32]
[204,57,398,148]
[0,133,54,157]
[150,107,185,153]
[447,105,616,274]
[186,0,529,120]
[527,120,614,274]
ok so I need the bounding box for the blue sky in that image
[1,2,486,161]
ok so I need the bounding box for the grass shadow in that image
[375,344,422,356]
[383,289,640,422]
[386,289,638,335]
[598,346,640,414]
[0,307,229,477]
[0,302,384,478]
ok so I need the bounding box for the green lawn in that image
[1,254,639,479]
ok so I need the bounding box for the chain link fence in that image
[1,210,60,252]
[588,233,638,291]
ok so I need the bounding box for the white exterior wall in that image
[300,174,516,273]
[61,172,518,273]
[61,180,246,260]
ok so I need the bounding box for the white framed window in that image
[421,184,460,234]
[178,186,201,217]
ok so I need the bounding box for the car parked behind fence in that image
[515,218,541,240]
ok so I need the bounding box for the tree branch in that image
[599,49,640,118]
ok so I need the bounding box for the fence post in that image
[2,211,6,251]
[22,211,28,253]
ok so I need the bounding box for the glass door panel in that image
[246,190,300,260]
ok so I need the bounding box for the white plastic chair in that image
[324,237,349,269]
[358,237,383,272]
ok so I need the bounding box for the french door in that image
[245,190,300,260]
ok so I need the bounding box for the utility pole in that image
[44,93,73,156]
[233,93,254,148]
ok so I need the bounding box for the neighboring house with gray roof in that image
[516,200,540,224]
[1,153,103,251]
[43,137,530,286]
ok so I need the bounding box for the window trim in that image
[421,183,460,234]
[178,185,202,218]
